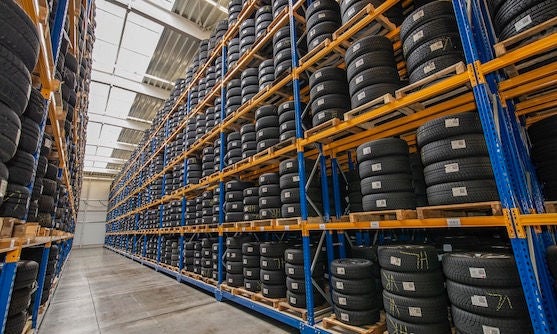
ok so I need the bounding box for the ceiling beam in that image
[84,156,127,164]
[91,142,138,151]
[88,113,151,131]
[83,167,121,175]
[104,0,211,40]
[91,70,169,100]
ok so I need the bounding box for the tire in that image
[4,311,27,334]
[226,261,243,274]
[349,66,400,96]
[402,16,458,57]
[284,263,306,279]
[346,51,397,82]
[8,287,31,316]
[426,180,499,205]
[1,184,30,219]
[260,256,285,270]
[310,94,350,114]
[310,81,348,100]
[498,0,557,40]
[420,134,488,166]
[362,192,416,211]
[279,158,315,175]
[7,150,36,185]
[242,242,260,255]
[383,290,448,324]
[334,306,380,326]
[41,179,57,196]
[356,138,408,162]
[332,290,381,311]
[244,279,261,292]
[261,283,287,298]
[0,0,40,71]
[259,173,279,185]
[386,313,451,334]
[351,83,401,109]
[406,34,463,74]
[378,244,440,272]
[344,35,394,66]
[381,268,445,298]
[38,195,55,212]
[226,249,242,261]
[226,273,244,287]
[24,88,46,124]
[446,279,528,317]
[306,9,342,31]
[260,242,287,257]
[242,255,260,268]
[259,184,281,196]
[0,104,21,162]
[243,267,260,280]
[18,118,40,154]
[409,54,464,84]
[423,157,493,186]
[358,155,411,178]
[287,290,325,308]
[14,261,38,289]
[0,44,31,116]
[400,1,455,42]
[360,174,413,195]
[331,276,378,295]
[442,252,521,287]
[312,109,345,127]
[331,258,375,279]
[451,305,532,334]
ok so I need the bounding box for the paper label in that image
[514,15,532,32]
[413,30,424,42]
[409,307,422,317]
[232,204,238,209]
[447,218,461,227]
[261,248,267,254]
[412,9,424,22]
[429,40,444,52]
[285,192,291,198]
[288,267,295,275]
[287,253,293,260]
[262,260,268,266]
[335,281,344,290]
[482,326,501,334]
[336,267,346,275]
[293,176,299,182]
[286,162,293,168]
[0,180,7,198]
[230,253,236,258]
[445,163,460,173]
[390,256,401,266]
[472,295,489,308]
[338,297,347,305]
[363,147,371,155]
[355,75,364,85]
[317,84,324,92]
[246,270,252,276]
[317,99,324,106]
[227,264,231,270]
[314,72,322,79]
[357,91,366,101]
[246,189,253,195]
[469,267,487,279]
[372,163,382,171]
[260,142,266,148]
[355,58,364,68]
[290,296,297,304]
[263,288,268,294]
[44,138,52,148]
[243,259,248,265]
[309,28,316,37]
[376,199,387,207]
[292,282,298,289]
[281,123,287,130]
[347,6,355,16]
[452,187,468,197]
[423,61,436,74]
[371,181,382,189]
[403,281,416,291]
[445,118,460,127]
[352,43,361,52]
[288,206,294,213]
[451,139,466,149]
[263,274,269,280]
[340,313,349,321]
[370,221,380,228]
[318,13,325,19]
[246,282,251,288]
[318,112,325,119]
[248,246,253,252]
[262,187,268,193]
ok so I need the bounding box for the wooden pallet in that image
[396,61,467,98]
[333,3,397,43]
[220,283,235,293]
[544,201,557,213]
[253,292,286,308]
[321,313,386,334]
[343,93,420,130]
[277,302,331,321]
[494,17,557,58]
[416,201,502,219]
[349,209,417,222]
[233,286,258,299]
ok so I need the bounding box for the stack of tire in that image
[285,247,325,308]
[226,237,249,287]
[170,239,179,267]
[225,180,252,222]
[241,67,258,105]
[243,186,260,221]
[211,242,219,280]
[241,124,257,160]
[185,199,196,225]
[193,241,202,275]
[345,35,401,110]
[183,242,195,272]
[206,68,216,99]
[258,59,275,90]
[36,162,59,227]
[280,158,321,218]
[260,242,288,298]
[330,258,381,326]
[273,25,301,78]
[305,0,342,52]
[163,239,178,266]
[228,37,240,69]
[205,107,215,136]
[410,153,428,207]
[3,261,39,334]
[378,244,450,333]
[186,157,201,184]
[147,237,157,260]
[242,242,261,292]
[185,110,197,149]
[197,78,206,105]
[195,113,206,141]
[201,238,214,278]
[273,0,288,18]
[417,112,499,205]
[528,115,557,200]
[239,19,256,59]
[214,96,223,126]
[259,173,282,219]
[202,146,214,178]
[41,245,59,304]
[256,5,272,40]
[198,39,209,71]
[225,132,242,165]
[356,138,416,211]
[212,186,221,224]
[195,197,203,225]
[255,105,280,152]
[347,171,363,212]
[400,1,464,84]
[340,0,404,30]
[214,138,222,173]
[309,66,350,128]
[278,100,309,142]
[490,0,556,40]
[226,79,242,117]
[228,0,242,26]
[201,190,214,225]
[444,252,533,333]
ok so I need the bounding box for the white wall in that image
[75,178,112,246]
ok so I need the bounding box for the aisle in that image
[40,248,295,334]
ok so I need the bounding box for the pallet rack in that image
[105,0,557,333]
[0,0,93,332]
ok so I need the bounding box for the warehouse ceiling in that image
[84,0,229,176]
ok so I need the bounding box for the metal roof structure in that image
[84,0,228,176]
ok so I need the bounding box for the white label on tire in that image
[317,84,324,92]
[409,307,422,317]
[514,15,532,32]
[353,43,361,52]
[451,139,467,149]
[363,147,372,155]
[231,142,238,147]
[228,278,233,283]
[356,75,364,84]
[44,138,52,148]
[290,296,297,304]
[340,313,350,321]
[372,163,382,171]
[314,72,322,79]
[469,267,487,279]
[310,28,316,37]
[355,58,364,68]
[318,112,325,119]
[263,274,269,280]
[412,9,424,22]
[286,162,293,169]
[445,118,460,127]
[230,253,236,258]
[443,244,453,252]
[338,297,347,305]
[423,61,436,74]
[246,270,252,276]
[248,246,253,253]
[412,30,424,42]
[335,281,344,290]
[261,260,267,267]
[357,91,366,101]
[482,325,501,334]
[263,288,268,294]
[288,207,294,213]
[243,259,248,265]
[246,189,253,195]
[227,264,231,270]
[336,267,346,275]
[452,187,468,197]
[232,204,238,209]
[318,98,325,106]
[246,282,251,288]
[471,295,489,307]
[288,267,295,275]
[262,187,268,193]
[318,13,326,19]
[347,6,355,16]
[430,40,444,52]
[293,176,300,182]
[372,181,382,189]
[390,256,401,266]
[292,282,299,289]
[402,281,416,291]
[261,248,267,254]
[285,192,291,198]
[287,254,293,260]
[445,163,460,173]
[376,199,387,207]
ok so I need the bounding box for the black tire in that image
[0,44,31,115]
[8,287,31,316]
[259,173,279,185]
[14,260,38,289]
[1,183,30,219]
[261,268,285,284]
[351,83,401,109]
[309,67,346,87]
[409,54,464,84]
[4,311,27,334]
[362,192,416,211]
[0,0,40,71]
[346,50,397,82]
[279,158,315,175]
[383,290,448,324]
[226,249,242,261]
[0,104,21,162]
[426,180,499,205]
[446,279,528,317]
[244,279,261,292]
[285,277,307,294]
[349,66,400,96]
[498,0,557,40]
[242,255,260,268]
[226,261,243,274]
[243,267,260,279]
[226,273,244,287]
[360,174,413,195]
[242,242,260,255]
[451,305,532,334]
[402,16,458,57]
[442,252,521,287]
[358,155,411,178]
[18,118,40,154]
[331,258,375,279]
[261,283,287,298]
[287,290,325,308]
[400,1,455,42]
[406,34,463,74]
[381,268,445,298]
[41,179,57,196]
[306,9,342,31]
[344,35,394,66]
[356,138,408,162]
[417,113,483,148]
[38,195,55,212]
[305,0,340,20]
[7,150,35,186]
[332,290,381,311]
[378,244,440,272]
[334,306,380,326]
[331,276,378,295]
[420,134,488,166]
[260,242,287,257]
[310,94,350,114]
[259,184,281,197]
[24,88,46,124]
[310,81,348,100]
[386,313,451,334]
[423,157,493,186]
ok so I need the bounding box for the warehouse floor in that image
[41,248,295,334]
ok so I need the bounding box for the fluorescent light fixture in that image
[143,73,175,85]
[202,0,227,13]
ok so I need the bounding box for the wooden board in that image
[276,302,331,321]
[494,17,557,57]
[416,201,502,219]
[252,292,286,308]
[321,313,386,334]
[350,210,417,222]
[545,201,557,213]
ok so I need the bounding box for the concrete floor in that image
[40,247,296,334]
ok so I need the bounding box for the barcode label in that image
[335,281,344,290]
[412,9,424,22]
[372,163,382,171]
[424,61,436,74]
[403,281,416,291]
[469,267,487,279]
[451,139,467,149]
[445,118,460,127]
[452,187,468,197]
[317,84,324,92]
[514,15,532,32]
[471,295,489,307]
[357,91,366,101]
[356,75,363,84]
[336,267,346,275]
[363,147,372,155]
[409,307,422,317]
[284,192,291,198]
[288,207,294,213]
[430,40,444,52]
[413,30,424,42]
[372,181,382,189]
[352,43,361,52]
[445,163,459,173]
[447,218,461,227]
[263,274,269,280]
[376,199,387,207]
[355,58,364,68]
[390,256,401,266]
[338,297,347,305]
[482,325,500,334]
[292,282,298,289]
